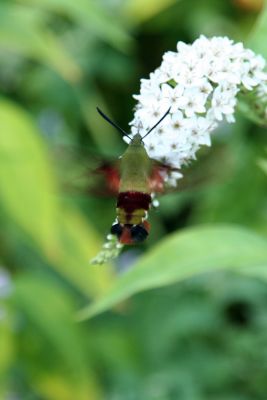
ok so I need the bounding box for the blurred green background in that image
[1,0,267,399]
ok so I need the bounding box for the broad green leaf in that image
[0,100,59,255]
[123,0,177,22]
[0,99,114,299]
[14,274,101,399]
[77,225,267,320]
[0,3,81,82]
[21,0,132,52]
[57,206,115,298]
[0,316,14,395]
[76,85,124,154]
[35,372,102,400]
[247,1,267,58]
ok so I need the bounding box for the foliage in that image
[78,225,267,320]
[0,0,267,399]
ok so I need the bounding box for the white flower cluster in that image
[130,35,267,183]
[91,234,123,265]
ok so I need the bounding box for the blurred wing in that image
[149,145,232,194]
[94,163,120,195]
[52,144,120,197]
[148,163,179,193]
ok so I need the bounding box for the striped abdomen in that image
[111,191,151,244]
[117,191,151,224]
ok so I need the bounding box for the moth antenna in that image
[142,107,171,139]
[96,107,132,140]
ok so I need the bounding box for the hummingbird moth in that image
[96,107,172,245]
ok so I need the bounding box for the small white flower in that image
[187,116,214,146]
[181,88,206,117]
[165,170,183,187]
[161,83,186,112]
[211,85,237,121]
[133,101,164,129]
[170,110,187,132]
[208,59,241,85]
[152,198,160,207]
[196,78,213,98]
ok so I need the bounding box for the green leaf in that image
[14,274,101,399]
[15,274,85,367]
[123,0,177,22]
[246,1,267,59]
[0,99,59,255]
[56,206,115,298]
[0,99,114,299]
[21,0,132,52]
[0,316,14,394]
[259,159,267,174]
[258,151,267,175]
[0,3,81,82]
[75,85,124,154]
[77,225,267,320]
